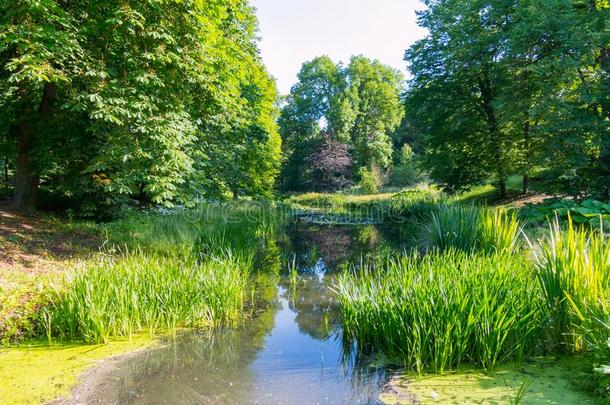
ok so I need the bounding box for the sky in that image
[250,0,428,94]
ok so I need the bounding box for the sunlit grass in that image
[43,250,251,343]
[41,202,285,344]
[423,205,521,254]
[529,217,610,352]
[337,251,542,373]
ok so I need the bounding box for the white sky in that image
[250,0,428,94]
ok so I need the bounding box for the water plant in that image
[423,205,521,254]
[529,217,610,352]
[337,251,542,373]
[43,250,252,343]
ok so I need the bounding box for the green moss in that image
[380,359,597,404]
[0,338,156,404]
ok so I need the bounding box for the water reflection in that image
[67,224,401,405]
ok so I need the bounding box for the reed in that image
[423,205,521,254]
[44,250,252,343]
[336,251,542,373]
[530,217,610,352]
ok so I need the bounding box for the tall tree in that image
[279,56,404,191]
[0,0,280,213]
[406,0,519,197]
[405,0,609,198]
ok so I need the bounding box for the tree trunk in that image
[478,70,507,200]
[523,119,531,195]
[12,82,56,213]
[13,122,39,213]
[499,179,507,199]
[3,156,7,188]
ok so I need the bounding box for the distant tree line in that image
[0,0,281,215]
[278,56,407,192]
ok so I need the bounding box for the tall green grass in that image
[423,206,521,254]
[41,202,285,343]
[530,217,610,352]
[337,251,542,373]
[43,251,251,343]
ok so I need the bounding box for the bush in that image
[358,167,381,194]
[389,144,420,187]
[521,198,610,229]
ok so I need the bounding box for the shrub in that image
[358,167,381,194]
[389,144,420,187]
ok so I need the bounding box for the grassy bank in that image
[337,206,610,401]
[39,202,284,344]
[0,201,285,402]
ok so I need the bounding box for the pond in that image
[59,223,405,405]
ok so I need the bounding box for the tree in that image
[306,134,352,192]
[405,0,609,198]
[279,56,404,191]
[0,0,280,213]
[406,0,520,198]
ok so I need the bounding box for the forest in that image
[1,0,607,214]
[0,1,609,404]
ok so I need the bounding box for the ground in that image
[0,338,156,404]
[0,203,155,404]
[0,202,102,343]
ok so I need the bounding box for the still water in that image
[65,224,405,405]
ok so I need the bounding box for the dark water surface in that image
[69,224,405,405]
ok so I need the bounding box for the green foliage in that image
[389,144,420,187]
[44,251,250,343]
[587,336,610,400]
[337,251,542,373]
[522,199,610,228]
[405,0,610,198]
[357,167,380,195]
[529,217,610,353]
[279,56,404,191]
[423,206,521,254]
[0,0,281,213]
[41,201,285,343]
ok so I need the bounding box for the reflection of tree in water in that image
[73,224,403,405]
[284,224,385,272]
[280,224,389,341]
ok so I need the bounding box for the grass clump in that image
[43,251,251,343]
[337,251,541,373]
[530,217,610,352]
[423,205,521,254]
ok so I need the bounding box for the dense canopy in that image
[405,0,610,198]
[0,0,281,214]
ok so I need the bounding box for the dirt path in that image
[0,202,103,342]
[0,201,101,272]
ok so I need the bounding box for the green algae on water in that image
[380,359,598,405]
[0,338,156,404]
